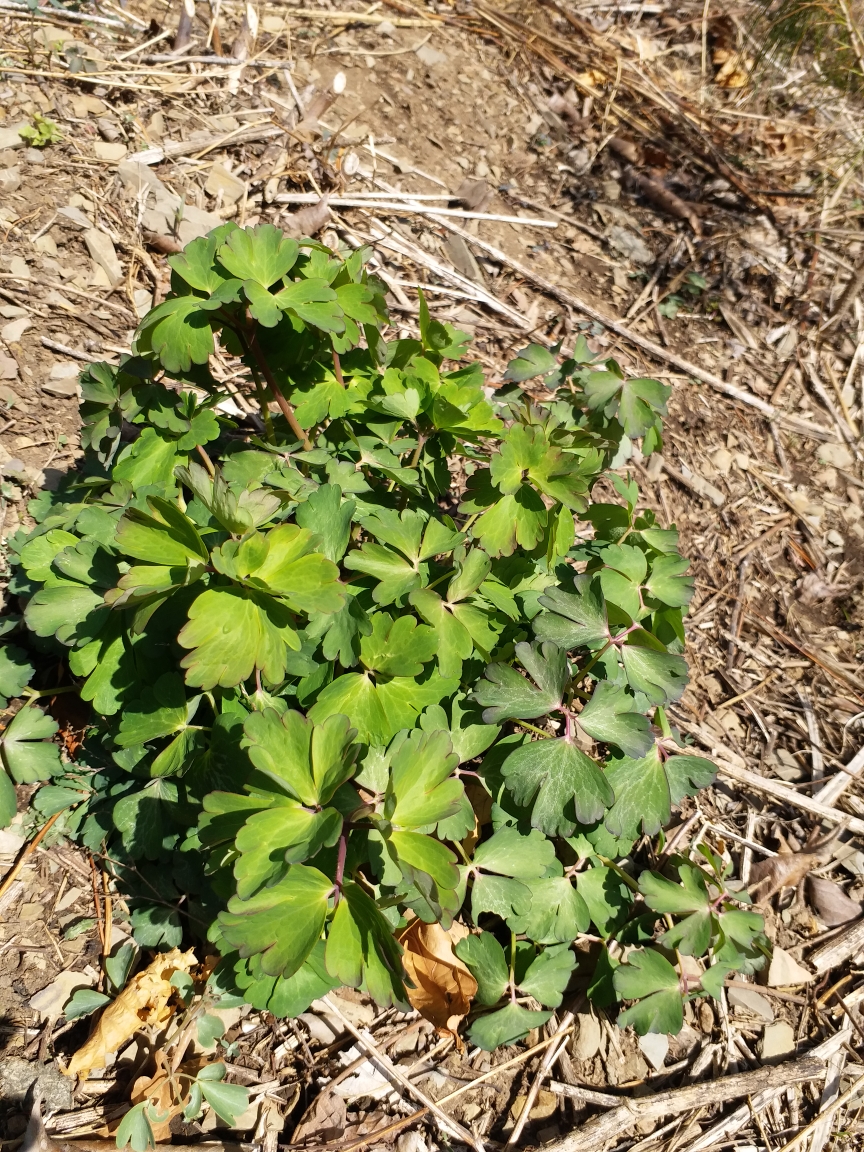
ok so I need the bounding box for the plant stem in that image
[196,444,216,478]
[241,352,275,445]
[334,832,348,902]
[246,326,312,450]
[409,433,426,469]
[332,345,345,388]
[517,719,553,740]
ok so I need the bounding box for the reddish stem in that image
[332,346,345,388]
[334,832,348,903]
[246,325,312,450]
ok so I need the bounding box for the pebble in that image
[1,316,31,343]
[760,1020,795,1060]
[639,1032,669,1070]
[818,442,854,469]
[83,227,123,286]
[727,985,775,1021]
[572,1011,603,1060]
[768,947,813,987]
[0,166,21,193]
[93,140,127,162]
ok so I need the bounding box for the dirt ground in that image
[2,0,864,1147]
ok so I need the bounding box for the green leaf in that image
[500,736,613,834]
[605,745,708,840]
[295,484,354,562]
[178,588,300,690]
[472,826,556,878]
[584,372,670,439]
[105,940,137,992]
[577,865,633,938]
[388,830,459,893]
[620,632,688,705]
[197,1014,225,1050]
[113,779,178,859]
[219,863,333,978]
[217,223,299,286]
[116,1102,157,1152]
[473,487,548,558]
[1,705,61,784]
[344,541,421,605]
[324,881,405,1006]
[519,945,576,1007]
[242,709,357,807]
[577,681,654,759]
[138,297,214,373]
[474,641,568,724]
[468,1003,553,1051]
[116,673,195,748]
[533,574,609,650]
[503,343,558,382]
[198,1075,250,1127]
[19,528,79,581]
[642,864,712,956]
[471,874,533,921]
[645,554,694,609]
[273,277,344,333]
[24,582,106,644]
[409,588,474,679]
[168,229,237,292]
[454,931,509,1005]
[386,728,462,829]
[614,948,683,1035]
[359,612,438,677]
[0,643,34,703]
[114,428,187,488]
[259,941,339,1017]
[115,503,207,566]
[64,987,111,1021]
[507,877,590,944]
[234,804,342,897]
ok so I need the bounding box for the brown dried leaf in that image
[291,1089,347,1146]
[398,919,477,1039]
[797,573,852,604]
[282,196,331,239]
[749,853,822,902]
[65,948,197,1079]
[456,179,493,213]
[807,875,863,927]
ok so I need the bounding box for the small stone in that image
[0,356,18,381]
[827,529,845,547]
[43,378,79,399]
[768,947,813,987]
[8,256,29,279]
[760,1020,795,1060]
[607,224,653,264]
[93,140,127,162]
[415,42,449,66]
[377,18,396,35]
[0,166,21,193]
[639,1032,669,1070]
[0,1056,74,1111]
[818,442,854,469]
[29,968,96,1019]
[133,288,153,318]
[511,1090,557,1123]
[1,316,31,343]
[205,162,246,205]
[0,124,28,151]
[57,204,92,229]
[728,985,775,1021]
[33,233,57,256]
[572,1011,602,1060]
[83,227,122,286]
[22,147,45,165]
[601,178,621,201]
[298,1011,338,1045]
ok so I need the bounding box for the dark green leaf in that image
[500,736,613,834]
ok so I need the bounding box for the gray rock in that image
[119,158,220,242]
[0,166,21,193]
[728,985,775,1021]
[0,123,29,151]
[83,228,122,286]
[57,204,93,229]
[43,379,78,399]
[22,148,45,165]
[607,223,653,264]
[0,1056,75,1111]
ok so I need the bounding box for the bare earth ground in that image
[3,0,864,1148]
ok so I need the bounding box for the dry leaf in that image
[130,1050,180,1140]
[65,947,197,1079]
[282,196,331,239]
[398,919,477,1039]
[291,1089,347,1145]
[797,573,852,604]
[807,875,863,927]
[456,179,493,213]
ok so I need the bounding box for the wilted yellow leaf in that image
[715,52,752,88]
[65,948,197,1079]
[398,920,477,1040]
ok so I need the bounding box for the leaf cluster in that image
[7,223,765,1049]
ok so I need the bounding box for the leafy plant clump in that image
[4,222,768,1059]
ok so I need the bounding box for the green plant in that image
[6,222,767,1053]
[18,113,62,147]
